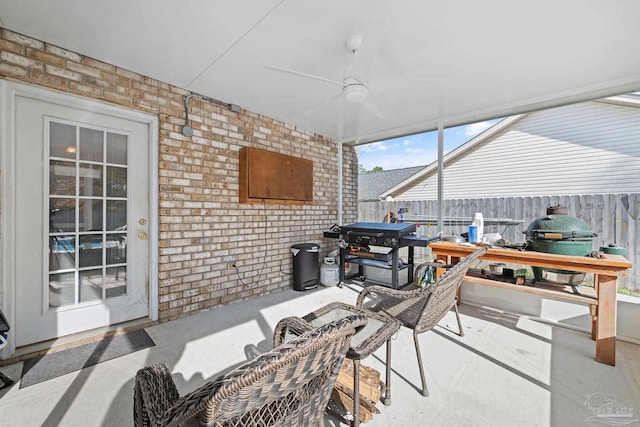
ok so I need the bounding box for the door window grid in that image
[47,120,128,308]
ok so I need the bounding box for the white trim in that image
[148,105,159,322]
[596,94,640,108]
[41,117,50,314]
[0,81,159,356]
[0,80,17,357]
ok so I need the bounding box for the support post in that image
[437,121,444,233]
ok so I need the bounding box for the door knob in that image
[138,232,148,240]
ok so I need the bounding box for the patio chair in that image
[356,246,488,397]
[133,314,367,427]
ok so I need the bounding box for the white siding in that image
[395,101,640,200]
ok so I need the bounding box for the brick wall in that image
[0,29,358,322]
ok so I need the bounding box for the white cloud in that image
[403,139,415,145]
[406,147,423,154]
[464,121,494,136]
[374,141,389,151]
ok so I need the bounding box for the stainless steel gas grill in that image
[325,222,439,289]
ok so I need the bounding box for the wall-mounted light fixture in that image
[182,94,242,137]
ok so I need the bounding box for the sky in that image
[357,119,502,171]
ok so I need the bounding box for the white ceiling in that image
[2,0,640,145]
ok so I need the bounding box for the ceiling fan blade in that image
[369,71,454,95]
[263,65,344,87]
[348,18,386,82]
[361,92,387,119]
[291,91,343,117]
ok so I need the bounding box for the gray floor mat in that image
[20,329,154,388]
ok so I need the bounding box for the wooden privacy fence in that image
[359,193,639,291]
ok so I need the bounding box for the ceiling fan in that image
[264,18,387,118]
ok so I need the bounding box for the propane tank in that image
[338,255,352,275]
[320,256,340,287]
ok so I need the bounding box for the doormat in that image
[20,329,154,388]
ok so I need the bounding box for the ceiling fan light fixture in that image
[343,84,368,104]
[345,35,363,53]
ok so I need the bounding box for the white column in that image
[337,140,343,225]
[437,121,444,233]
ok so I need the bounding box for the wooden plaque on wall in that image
[239,147,314,204]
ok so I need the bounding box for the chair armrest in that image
[356,285,425,308]
[273,316,314,347]
[134,363,180,427]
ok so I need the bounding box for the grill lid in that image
[524,205,597,241]
[341,222,417,235]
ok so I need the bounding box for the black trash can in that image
[290,243,319,291]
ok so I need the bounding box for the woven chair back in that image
[160,314,367,427]
[414,247,488,334]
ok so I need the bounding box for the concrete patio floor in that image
[0,282,639,427]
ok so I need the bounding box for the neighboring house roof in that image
[358,166,424,201]
[379,115,524,199]
[380,93,640,200]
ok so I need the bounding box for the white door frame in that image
[0,80,159,357]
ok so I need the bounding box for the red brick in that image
[0,27,350,325]
[2,29,43,49]
[0,38,23,55]
[29,69,67,89]
[45,44,82,62]
[67,60,102,78]
[0,62,27,78]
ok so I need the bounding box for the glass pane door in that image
[48,121,128,309]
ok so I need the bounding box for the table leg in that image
[339,247,346,287]
[595,274,617,366]
[391,248,399,289]
[352,359,361,427]
[407,246,415,284]
[383,339,392,406]
[589,305,597,341]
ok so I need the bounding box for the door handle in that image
[138,232,148,240]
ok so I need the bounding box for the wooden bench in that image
[429,241,632,366]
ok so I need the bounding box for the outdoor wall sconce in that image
[182,94,241,137]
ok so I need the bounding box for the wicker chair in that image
[356,246,488,397]
[134,314,367,427]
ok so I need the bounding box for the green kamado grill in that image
[524,206,597,291]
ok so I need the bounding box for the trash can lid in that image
[291,243,319,249]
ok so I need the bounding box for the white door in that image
[14,94,151,346]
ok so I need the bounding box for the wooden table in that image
[429,241,632,366]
